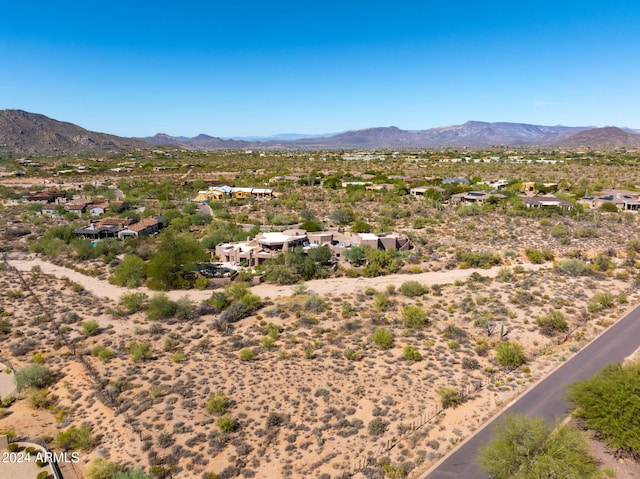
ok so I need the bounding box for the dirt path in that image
[252,263,548,298]
[7,254,548,304]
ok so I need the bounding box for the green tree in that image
[331,208,354,225]
[477,414,600,479]
[568,362,640,456]
[351,220,372,233]
[146,231,208,289]
[344,245,366,266]
[110,255,147,288]
[307,245,332,264]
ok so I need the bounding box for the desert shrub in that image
[157,432,174,448]
[266,412,288,428]
[304,293,325,313]
[373,293,391,311]
[461,357,480,370]
[368,418,388,436]
[599,201,619,212]
[343,348,362,361]
[590,253,615,273]
[92,346,115,363]
[207,392,229,415]
[113,469,153,479]
[554,259,590,276]
[220,302,251,323]
[28,388,57,409]
[496,267,512,282]
[127,341,153,363]
[174,297,196,320]
[568,362,640,456]
[525,248,554,264]
[402,346,422,361]
[119,292,149,312]
[146,293,177,320]
[85,458,122,479]
[0,318,11,335]
[438,387,464,409]
[205,290,229,311]
[15,363,53,391]
[399,280,428,297]
[442,324,467,340]
[401,305,428,328]
[455,249,501,269]
[576,227,599,238]
[81,320,100,336]
[238,348,257,361]
[37,471,50,479]
[536,311,568,336]
[217,414,238,432]
[55,424,95,451]
[587,292,615,312]
[260,336,276,349]
[495,342,525,368]
[372,328,394,350]
[549,223,569,239]
[9,338,37,356]
[475,340,490,356]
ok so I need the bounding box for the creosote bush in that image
[15,363,53,392]
[438,387,464,409]
[536,311,568,336]
[207,392,229,415]
[495,341,525,368]
[217,414,238,432]
[372,328,394,350]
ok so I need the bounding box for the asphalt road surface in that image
[423,304,640,479]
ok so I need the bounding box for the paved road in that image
[423,304,640,479]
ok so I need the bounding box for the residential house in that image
[24,190,65,203]
[118,217,162,239]
[410,186,445,197]
[451,191,506,204]
[520,196,573,210]
[215,230,412,267]
[578,189,640,211]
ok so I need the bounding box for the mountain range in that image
[1,109,640,155]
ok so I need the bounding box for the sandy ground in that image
[7,253,546,303]
[1,255,638,478]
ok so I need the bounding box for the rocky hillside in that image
[0,110,149,155]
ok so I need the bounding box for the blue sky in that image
[2,1,639,137]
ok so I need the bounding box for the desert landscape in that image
[2,145,640,478]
